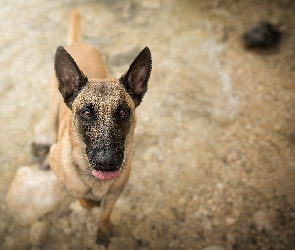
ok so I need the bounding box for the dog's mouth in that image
[92,168,121,181]
[86,145,124,181]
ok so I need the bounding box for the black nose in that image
[87,146,124,171]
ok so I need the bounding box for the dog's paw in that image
[96,227,111,246]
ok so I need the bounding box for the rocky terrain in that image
[0,0,295,249]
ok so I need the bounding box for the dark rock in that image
[31,136,51,164]
[243,21,281,49]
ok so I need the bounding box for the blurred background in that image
[0,0,295,249]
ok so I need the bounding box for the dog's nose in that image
[88,147,124,171]
[93,157,118,170]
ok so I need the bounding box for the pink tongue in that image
[92,169,121,180]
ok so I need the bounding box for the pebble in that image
[279,0,292,7]
[252,210,274,232]
[243,21,281,49]
[139,0,161,9]
[202,245,226,250]
[225,217,236,226]
[69,200,86,214]
[29,221,49,246]
[202,217,213,231]
[108,237,136,250]
[226,232,236,244]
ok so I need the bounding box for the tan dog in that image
[48,9,152,244]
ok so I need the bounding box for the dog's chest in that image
[80,182,111,201]
[63,166,113,201]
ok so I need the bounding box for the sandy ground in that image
[0,0,295,249]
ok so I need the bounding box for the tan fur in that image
[49,10,134,243]
[67,9,82,45]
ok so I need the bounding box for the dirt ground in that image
[0,0,295,249]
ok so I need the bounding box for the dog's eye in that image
[119,109,126,117]
[118,107,129,119]
[81,108,92,119]
[83,110,91,117]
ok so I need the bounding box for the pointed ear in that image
[54,46,88,109]
[119,47,152,107]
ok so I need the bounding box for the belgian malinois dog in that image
[48,9,152,244]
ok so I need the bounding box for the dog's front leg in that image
[96,195,118,245]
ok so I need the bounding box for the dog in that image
[48,9,152,244]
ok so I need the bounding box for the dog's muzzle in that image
[86,144,124,173]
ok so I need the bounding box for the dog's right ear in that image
[54,46,88,109]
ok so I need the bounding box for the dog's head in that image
[54,46,152,181]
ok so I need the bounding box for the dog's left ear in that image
[54,46,88,109]
[120,47,152,107]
